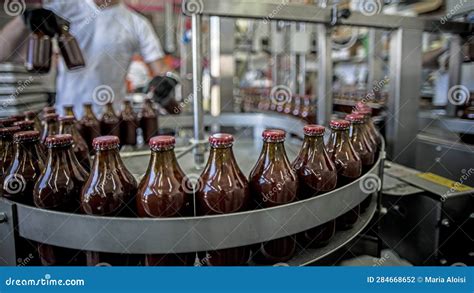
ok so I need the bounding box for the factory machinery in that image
[0,0,472,266]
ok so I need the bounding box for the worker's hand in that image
[22,8,66,37]
[145,72,180,114]
[146,72,179,101]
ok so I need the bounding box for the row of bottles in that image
[242,94,316,123]
[0,106,380,266]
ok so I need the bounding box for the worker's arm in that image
[0,17,29,62]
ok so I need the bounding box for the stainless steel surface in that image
[209,17,235,114]
[367,29,384,91]
[288,195,377,266]
[181,0,471,33]
[386,28,422,167]
[446,35,463,117]
[9,138,384,254]
[0,200,17,266]
[191,12,205,165]
[164,0,176,54]
[415,133,474,187]
[0,93,48,105]
[419,111,474,135]
[316,24,333,126]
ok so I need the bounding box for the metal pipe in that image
[316,24,333,126]
[192,13,205,165]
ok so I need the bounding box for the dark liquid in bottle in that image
[33,134,88,266]
[327,120,362,230]
[79,103,101,151]
[137,136,195,266]
[0,126,20,196]
[100,103,120,137]
[196,134,251,266]
[57,27,86,70]
[249,129,297,263]
[140,99,159,143]
[80,135,137,266]
[292,125,338,247]
[59,116,90,171]
[120,100,138,146]
[26,32,52,74]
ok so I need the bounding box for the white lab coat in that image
[44,0,164,117]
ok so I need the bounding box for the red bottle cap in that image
[93,135,120,150]
[13,120,35,131]
[43,106,56,114]
[0,126,21,138]
[345,114,365,123]
[209,133,234,147]
[303,124,325,136]
[59,115,76,123]
[355,101,371,111]
[149,135,175,150]
[43,113,59,122]
[262,129,286,142]
[353,108,372,117]
[11,114,26,121]
[0,117,17,127]
[329,119,350,130]
[13,130,40,142]
[45,134,73,148]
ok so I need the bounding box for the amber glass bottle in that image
[346,114,375,170]
[13,120,35,131]
[100,103,120,137]
[137,136,195,266]
[2,131,44,205]
[0,117,17,127]
[59,116,90,171]
[40,113,59,145]
[0,126,21,195]
[79,103,101,150]
[326,120,362,230]
[120,100,138,146]
[80,136,137,266]
[353,106,380,147]
[33,134,88,266]
[196,133,251,266]
[249,129,297,263]
[63,105,76,119]
[24,111,42,132]
[57,25,86,70]
[292,125,337,247]
[26,31,52,73]
[140,98,159,143]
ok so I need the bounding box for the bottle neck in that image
[14,140,42,162]
[207,146,237,173]
[59,122,78,136]
[147,148,179,172]
[92,147,123,172]
[329,128,351,149]
[260,141,288,165]
[302,135,325,152]
[43,121,57,135]
[47,145,73,167]
[84,106,96,118]
[349,123,364,140]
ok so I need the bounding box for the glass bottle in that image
[0,126,20,196]
[26,31,52,74]
[33,134,88,266]
[80,135,138,266]
[40,113,58,145]
[353,106,380,147]
[100,103,120,137]
[196,133,251,266]
[57,24,86,70]
[24,111,42,132]
[120,100,138,146]
[63,105,76,119]
[249,129,297,263]
[2,131,44,205]
[140,98,159,143]
[79,103,101,150]
[13,120,35,131]
[0,117,17,127]
[292,125,337,247]
[42,106,56,115]
[137,136,195,266]
[346,114,375,171]
[326,120,362,230]
[59,116,90,171]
